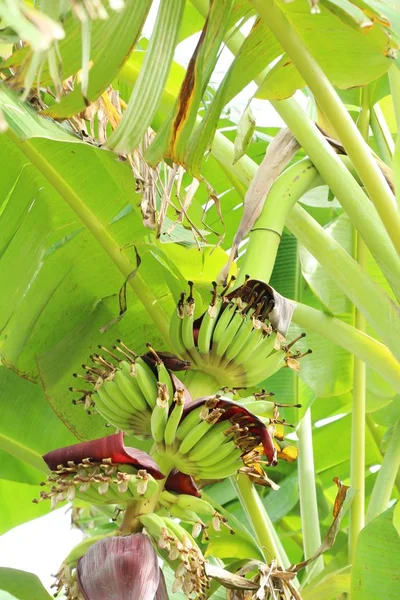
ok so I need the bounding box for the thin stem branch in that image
[297,408,324,576]
[251,0,400,256]
[366,418,400,523]
[7,131,171,345]
[370,107,394,164]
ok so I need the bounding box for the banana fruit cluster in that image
[169,278,311,388]
[71,342,189,438]
[152,394,282,483]
[158,490,231,539]
[35,459,158,509]
[140,512,209,598]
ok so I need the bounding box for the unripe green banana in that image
[224,314,254,362]
[92,390,133,431]
[151,401,169,444]
[210,302,235,351]
[197,456,243,480]
[160,490,179,505]
[178,419,214,455]
[233,324,264,364]
[197,290,222,355]
[239,399,275,418]
[247,331,278,364]
[133,357,158,408]
[196,439,239,467]
[113,368,148,411]
[169,504,200,524]
[162,516,197,547]
[140,512,168,538]
[175,406,203,441]
[175,495,215,517]
[187,421,231,462]
[97,385,133,419]
[246,350,286,385]
[64,535,109,567]
[164,393,185,446]
[213,306,244,359]
[169,294,188,359]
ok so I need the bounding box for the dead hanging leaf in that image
[205,563,258,590]
[290,478,355,574]
[220,128,300,282]
[99,246,141,333]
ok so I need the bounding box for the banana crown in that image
[169,278,312,387]
[70,341,190,438]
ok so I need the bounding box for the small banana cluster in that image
[157,490,232,540]
[169,278,311,388]
[152,394,281,483]
[35,459,159,509]
[141,512,209,599]
[71,342,190,438]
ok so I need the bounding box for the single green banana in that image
[181,294,202,365]
[133,357,158,408]
[178,419,215,455]
[224,314,255,362]
[197,294,223,355]
[246,331,278,364]
[197,456,243,480]
[164,394,185,446]
[140,513,168,538]
[245,349,286,385]
[187,421,232,462]
[210,302,235,353]
[175,406,203,441]
[196,439,239,467]
[239,399,275,418]
[151,402,169,444]
[162,516,197,547]
[169,297,188,359]
[169,504,200,523]
[113,368,148,411]
[97,385,133,419]
[159,490,179,505]
[92,390,133,430]
[214,306,245,359]
[234,324,265,365]
[156,359,174,403]
[175,494,215,517]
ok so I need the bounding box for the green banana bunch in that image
[71,342,190,439]
[158,491,232,538]
[169,278,311,388]
[140,512,209,598]
[35,459,159,509]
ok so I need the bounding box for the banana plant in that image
[0,0,400,599]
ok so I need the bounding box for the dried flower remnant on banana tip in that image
[70,341,190,438]
[170,277,311,387]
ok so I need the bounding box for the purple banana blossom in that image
[77,534,169,600]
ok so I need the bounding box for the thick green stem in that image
[286,204,400,360]
[6,131,171,345]
[251,0,400,257]
[366,418,400,523]
[297,408,324,577]
[292,303,400,394]
[120,478,166,534]
[233,474,289,567]
[349,92,369,562]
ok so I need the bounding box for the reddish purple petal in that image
[165,470,201,497]
[43,432,165,479]
[155,569,169,600]
[182,397,277,465]
[77,534,160,600]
